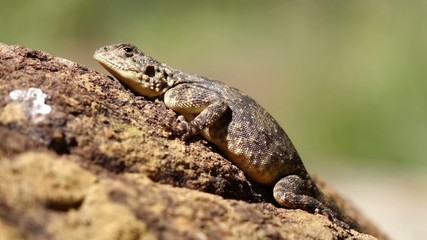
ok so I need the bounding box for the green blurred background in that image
[1,1,425,238]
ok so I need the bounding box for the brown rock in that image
[0,42,387,240]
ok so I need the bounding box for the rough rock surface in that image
[0,43,387,240]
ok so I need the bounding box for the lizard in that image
[94,43,350,229]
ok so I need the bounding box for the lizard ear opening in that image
[145,65,156,77]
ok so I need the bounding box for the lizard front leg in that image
[164,84,228,139]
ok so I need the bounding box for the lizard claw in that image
[167,115,194,140]
[316,207,350,230]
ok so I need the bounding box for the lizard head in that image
[94,43,175,97]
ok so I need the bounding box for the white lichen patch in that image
[7,88,52,123]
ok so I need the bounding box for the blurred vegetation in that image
[1,0,426,171]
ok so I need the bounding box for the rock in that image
[0,42,387,240]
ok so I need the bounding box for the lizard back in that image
[192,78,307,186]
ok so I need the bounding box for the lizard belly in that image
[201,127,289,186]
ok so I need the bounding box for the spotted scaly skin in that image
[94,43,349,228]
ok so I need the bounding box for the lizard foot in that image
[315,207,350,230]
[168,115,196,140]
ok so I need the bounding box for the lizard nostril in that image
[145,65,156,77]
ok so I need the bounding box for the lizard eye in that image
[123,47,133,57]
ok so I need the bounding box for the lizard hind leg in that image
[273,175,350,229]
[273,174,325,212]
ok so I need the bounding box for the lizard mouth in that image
[94,53,122,75]
[94,52,134,81]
